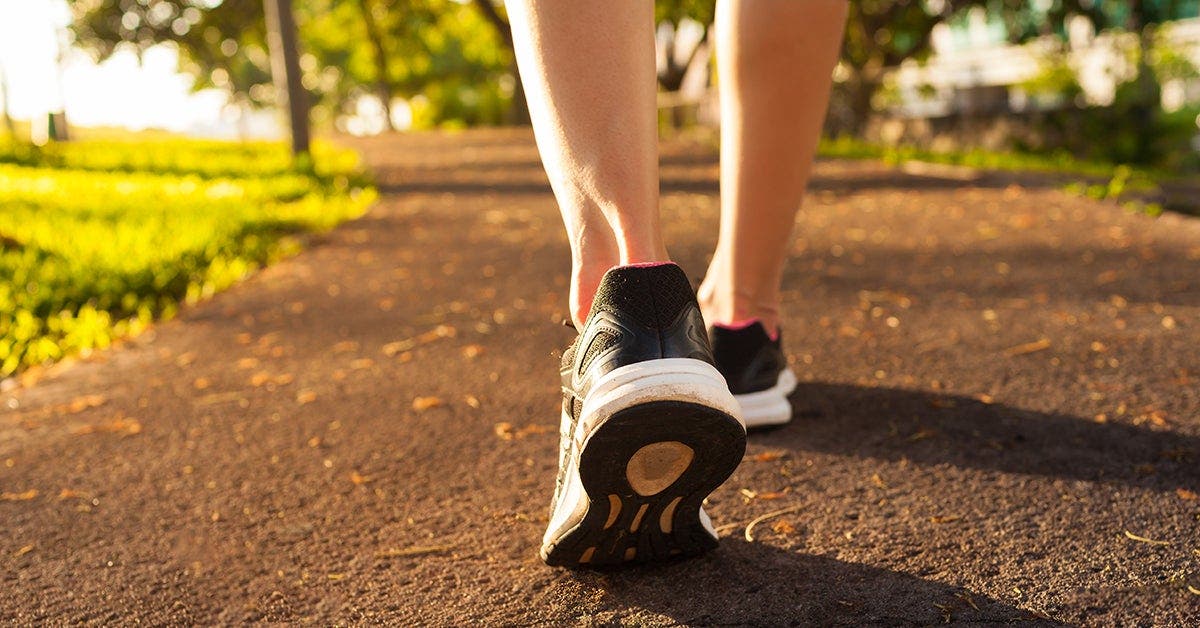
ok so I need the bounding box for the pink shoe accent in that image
[620,261,675,270]
[712,318,779,341]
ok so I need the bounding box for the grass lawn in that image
[0,137,375,378]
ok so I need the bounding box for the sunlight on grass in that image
[0,138,375,377]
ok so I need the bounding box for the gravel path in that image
[2,129,1197,625]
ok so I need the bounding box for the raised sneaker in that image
[542,263,746,567]
[709,320,797,429]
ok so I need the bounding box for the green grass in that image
[0,137,375,377]
[817,136,1179,215]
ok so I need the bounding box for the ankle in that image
[697,275,781,334]
[571,258,679,328]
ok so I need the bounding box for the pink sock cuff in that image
[712,318,779,341]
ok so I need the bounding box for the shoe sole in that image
[734,368,798,429]
[542,360,745,568]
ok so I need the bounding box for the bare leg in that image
[507,1,665,327]
[699,0,848,332]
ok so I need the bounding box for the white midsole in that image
[577,358,744,440]
[733,368,797,428]
[543,359,740,553]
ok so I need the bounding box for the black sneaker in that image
[709,321,797,428]
[542,263,746,567]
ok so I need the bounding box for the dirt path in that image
[2,129,1198,625]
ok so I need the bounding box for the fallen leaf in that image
[464,395,481,409]
[517,424,554,438]
[413,397,443,412]
[350,471,372,485]
[748,451,786,462]
[296,391,318,404]
[375,545,453,558]
[744,505,805,542]
[381,340,415,356]
[461,344,485,359]
[494,422,514,440]
[870,473,887,489]
[1188,584,1200,596]
[236,358,260,370]
[1,489,37,501]
[1124,529,1171,546]
[73,418,142,436]
[383,325,457,357]
[65,395,107,414]
[58,489,87,500]
[250,372,271,387]
[193,377,211,390]
[1004,338,1051,357]
[771,519,796,535]
[1177,488,1198,501]
[14,544,33,556]
[907,428,937,442]
[1133,409,1169,427]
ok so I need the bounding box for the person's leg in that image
[507,1,665,328]
[699,0,848,333]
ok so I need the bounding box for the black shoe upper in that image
[709,321,787,395]
[560,263,715,427]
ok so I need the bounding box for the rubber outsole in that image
[542,400,746,568]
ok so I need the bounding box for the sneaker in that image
[709,320,797,429]
[542,263,746,567]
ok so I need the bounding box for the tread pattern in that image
[543,400,745,568]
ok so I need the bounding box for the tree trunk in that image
[263,0,311,156]
[470,0,529,125]
[358,0,395,131]
[0,62,15,138]
[845,70,879,137]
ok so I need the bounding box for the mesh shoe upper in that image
[709,321,788,395]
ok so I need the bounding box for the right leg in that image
[507,0,666,328]
[509,1,746,567]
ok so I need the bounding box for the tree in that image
[655,0,715,93]
[357,0,395,130]
[0,61,14,138]
[840,0,963,134]
[69,0,518,130]
[263,0,309,155]
[468,0,527,124]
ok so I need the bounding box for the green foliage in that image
[68,0,515,128]
[0,138,374,377]
[1015,32,1200,171]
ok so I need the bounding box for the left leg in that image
[699,0,848,332]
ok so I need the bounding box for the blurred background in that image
[2,0,1200,381]
[1,0,1198,170]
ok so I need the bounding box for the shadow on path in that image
[566,540,1061,625]
[772,384,1197,491]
